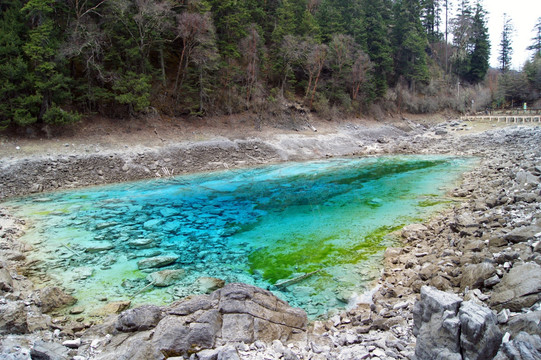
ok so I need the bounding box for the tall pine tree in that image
[499,13,514,72]
[466,2,489,83]
[393,0,430,91]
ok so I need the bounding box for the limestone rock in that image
[85,241,114,253]
[101,283,307,359]
[0,267,13,292]
[491,262,541,311]
[504,311,541,337]
[128,238,155,249]
[504,226,539,243]
[459,301,503,360]
[401,224,428,241]
[115,305,163,332]
[137,255,179,270]
[461,262,496,290]
[30,340,70,360]
[413,286,462,360]
[194,277,225,293]
[146,269,185,287]
[494,332,541,360]
[0,301,28,334]
[38,286,77,313]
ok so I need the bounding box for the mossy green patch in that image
[247,224,403,285]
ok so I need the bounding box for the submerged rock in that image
[146,269,186,287]
[128,238,155,249]
[194,276,225,294]
[137,255,179,270]
[85,241,114,253]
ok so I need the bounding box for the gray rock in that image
[515,170,540,186]
[85,241,114,253]
[0,267,13,292]
[495,332,541,360]
[115,305,163,332]
[152,315,217,357]
[413,286,462,360]
[461,263,496,290]
[137,255,179,270]
[38,286,77,313]
[128,238,155,249]
[0,301,28,334]
[194,277,225,294]
[504,311,541,337]
[459,301,503,360]
[107,283,308,359]
[146,269,186,287]
[30,340,69,360]
[491,262,541,311]
[504,226,540,243]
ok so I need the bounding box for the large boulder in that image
[0,267,13,293]
[414,286,504,360]
[460,262,497,291]
[100,283,307,359]
[494,332,541,360]
[115,305,163,332]
[413,286,462,360]
[0,301,28,334]
[37,286,77,313]
[459,301,503,360]
[490,262,541,311]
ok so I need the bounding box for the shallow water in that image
[4,155,474,318]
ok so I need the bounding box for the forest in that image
[0,0,540,130]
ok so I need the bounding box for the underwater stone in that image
[143,219,163,230]
[146,269,186,287]
[128,238,155,249]
[85,241,114,253]
[137,255,179,270]
[194,277,226,294]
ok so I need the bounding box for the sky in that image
[480,0,541,70]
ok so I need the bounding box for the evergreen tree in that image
[393,0,430,90]
[499,13,514,72]
[421,0,443,43]
[0,0,29,128]
[361,0,393,98]
[466,2,489,83]
[527,17,541,59]
[451,0,473,78]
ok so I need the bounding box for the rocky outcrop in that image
[414,286,502,360]
[490,262,541,311]
[88,283,307,359]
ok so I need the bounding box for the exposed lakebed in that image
[3,155,474,317]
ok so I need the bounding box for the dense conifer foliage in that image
[0,0,494,128]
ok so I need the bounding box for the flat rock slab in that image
[137,255,179,270]
[491,262,541,311]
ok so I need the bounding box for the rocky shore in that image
[1,120,541,359]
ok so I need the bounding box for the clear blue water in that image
[4,155,474,318]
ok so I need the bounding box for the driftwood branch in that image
[274,270,321,289]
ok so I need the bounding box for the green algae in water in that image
[3,155,476,318]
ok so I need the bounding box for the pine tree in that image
[499,13,514,72]
[466,2,489,83]
[361,0,393,98]
[393,0,430,91]
[0,0,29,128]
[421,0,443,43]
[527,17,541,59]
